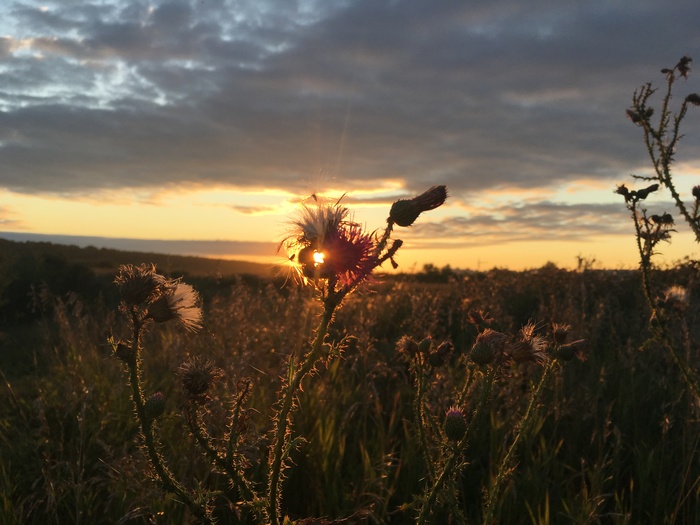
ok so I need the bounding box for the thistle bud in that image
[444,406,467,441]
[470,341,494,365]
[692,185,700,200]
[144,392,166,420]
[389,185,447,227]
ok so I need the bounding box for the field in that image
[1,239,700,524]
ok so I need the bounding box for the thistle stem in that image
[267,297,338,525]
[126,318,212,525]
[417,365,497,525]
[482,360,556,525]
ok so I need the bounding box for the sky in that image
[2,0,700,272]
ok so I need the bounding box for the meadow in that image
[1,238,699,524]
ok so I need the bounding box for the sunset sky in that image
[2,0,700,271]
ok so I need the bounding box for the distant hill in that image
[0,237,277,279]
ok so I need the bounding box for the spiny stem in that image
[267,298,338,525]
[184,405,258,507]
[126,318,212,525]
[417,365,497,525]
[482,360,556,525]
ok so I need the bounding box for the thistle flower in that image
[147,282,203,332]
[178,356,224,403]
[660,285,690,312]
[281,198,379,287]
[551,323,572,345]
[508,322,548,365]
[389,185,448,227]
[115,263,167,306]
[469,328,507,366]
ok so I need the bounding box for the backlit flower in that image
[281,198,378,287]
[508,322,548,365]
[147,282,203,332]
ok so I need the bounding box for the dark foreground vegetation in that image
[1,238,699,524]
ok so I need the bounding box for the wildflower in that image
[144,392,166,420]
[469,328,507,366]
[660,285,690,312]
[281,198,378,287]
[178,356,225,403]
[551,323,572,345]
[508,322,548,365]
[389,185,448,227]
[147,282,203,332]
[115,263,167,306]
[444,406,467,442]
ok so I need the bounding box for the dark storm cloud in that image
[2,0,700,203]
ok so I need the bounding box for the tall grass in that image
[2,264,699,523]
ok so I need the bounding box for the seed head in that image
[147,282,203,332]
[444,406,467,441]
[508,322,548,365]
[389,185,447,227]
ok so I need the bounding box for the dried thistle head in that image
[114,263,167,306]
[178,356,225,403]
[508,322,549,365]
[659,285,690,312]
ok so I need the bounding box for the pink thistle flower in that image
[281,198,379,287]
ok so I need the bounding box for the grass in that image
[1,247,699,523]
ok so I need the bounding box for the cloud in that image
[1,0,700,211]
